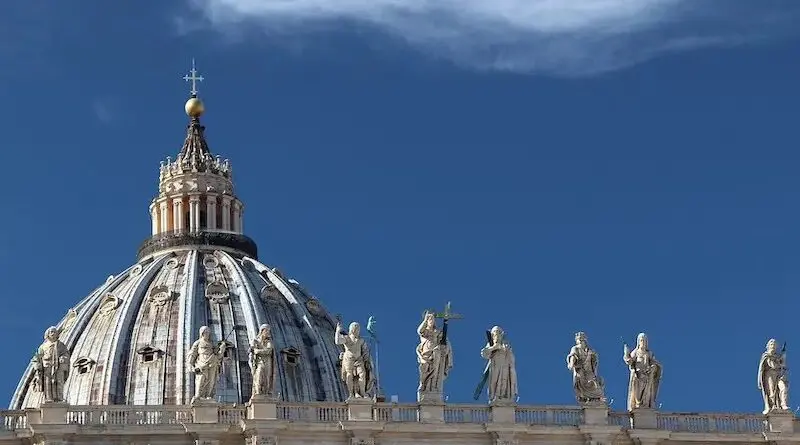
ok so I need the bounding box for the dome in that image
[9,71,348,409]
[11,250,346,408]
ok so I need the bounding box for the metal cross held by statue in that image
[429,301,464,322]
[427,302,463,346]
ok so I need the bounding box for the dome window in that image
[205,281,230,304]
[281,347,301,366]
[73,357,96,375]
[136,345,164,363]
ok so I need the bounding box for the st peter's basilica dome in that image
[10,79,347,408]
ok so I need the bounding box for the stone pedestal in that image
[417,391,443,404]
[631,408,657,429]
[247,396,278,420]
[490,400,516,424]
[38,402,69,425]
[767,409,795,433]
[581,403,609,426]
[418,401,444,423]
[346,397,374,421]
[191,400,220,424]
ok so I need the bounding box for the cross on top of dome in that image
[183,58,204,97]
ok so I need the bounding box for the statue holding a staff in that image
[479,326,518,403]
[416,302,458,402]
[758,338,789,414]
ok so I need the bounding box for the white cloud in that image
[185,0,798,76]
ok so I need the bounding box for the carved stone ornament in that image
[260,284,282,304]
[241,258,256,271]
[203,255,219,270]
[105,275,115,284]
[305,298,326,317]
[98,294,121,316]
[350,438,375,445]
[129,264,143,277]
[205,281,230,304]
[148,285,175,307]
[60,309,78,335]
[165,257,180,269]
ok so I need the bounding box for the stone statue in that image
[623,332,662,411]
[249,324,277,399]
[416,311,453,401]
[188,326,227,404]
[479,326,518,403]
[334,320,374,399]
[758,338,789,414]
[566,332,606,404]
[32,326,71,403]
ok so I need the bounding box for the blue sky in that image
[1,0,800,412]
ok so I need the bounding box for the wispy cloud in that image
[91,99,116,125]
[184,0,798,76]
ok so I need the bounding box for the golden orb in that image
[185,97,205,117]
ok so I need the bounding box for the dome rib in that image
[108,256,168,404]
[176,250,199,405]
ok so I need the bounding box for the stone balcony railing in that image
[0,402,793,436]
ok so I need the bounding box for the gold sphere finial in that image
[185,97,205,117]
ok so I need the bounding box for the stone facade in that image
[0,400,795,445]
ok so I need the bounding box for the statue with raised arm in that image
[623,332,662,411]
[32,326,71,403]
[567,331,606,404]
[416,311,453,401]
[480,326,518,403]
[758,338,789,414]
[334,320,374,399]
[188,326,227,404]
[249,324,277,399]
